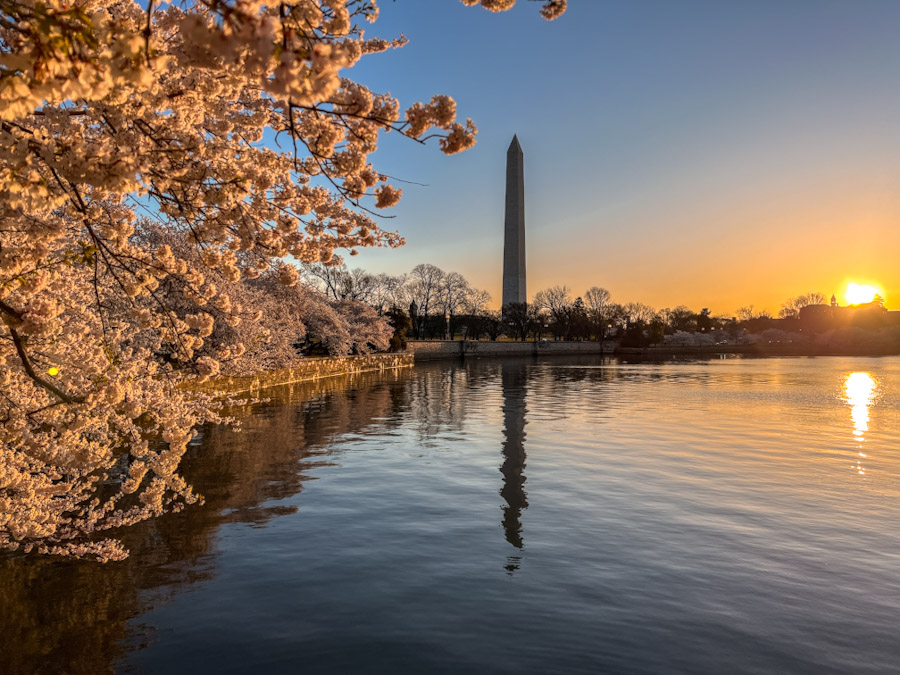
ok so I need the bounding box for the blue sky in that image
[343,0,900,313]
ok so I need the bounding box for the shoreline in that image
[616,344,900,358]
[183,353,415,395]
[182,344,900,398]
[408,340,900,361]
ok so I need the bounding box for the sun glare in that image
[845,371,877,476]
[845,371,876,439]
[845,283,880,306]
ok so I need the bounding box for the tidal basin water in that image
[5,355,900,674]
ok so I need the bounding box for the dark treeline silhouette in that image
[302,262,900,352]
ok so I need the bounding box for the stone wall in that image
[184,353,414,395]
[616,345,760,357]
[407,340,616,361]
[618,343,900,357]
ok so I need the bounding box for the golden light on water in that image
[844,371,876,475]
[844,283,881,305]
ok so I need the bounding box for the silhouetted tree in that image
[780,292,827,319]
[484,311,504,341]
[736,305,771,321]
[664,305,697,333]
[697,308,712,332]
[408,263,445,338]
[584,286,613,340]
[386,306,412,352]
[623,302,658,325]
[649,316,667,344]
[303,263,382,304]
[602,303,627,338]
[570,297,590,340]
[621,317,665,348]
[504,302,533,342]
[439,271,471,336]
[534,285,574,339]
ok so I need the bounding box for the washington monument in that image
[502,135,526,308]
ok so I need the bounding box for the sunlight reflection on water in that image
[845,371,877,476]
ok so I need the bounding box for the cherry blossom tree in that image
[0,0,565,561]
[330,299,391,353]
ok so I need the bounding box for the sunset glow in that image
[845,283,881,306]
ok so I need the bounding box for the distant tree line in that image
[301,263,899,351]
[298,264,731,347]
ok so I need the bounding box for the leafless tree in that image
[368,273,408,314]
[584,286,612,340]
[439,271,471,316]
[408,264,445,337]
[534,285,575,339]
[779,292,827,319]
[533,285,572,315]
[622,302,658,324]
[301,263,377,303]
[584,287,611,313]
[463,288,492,316]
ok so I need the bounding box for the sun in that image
[845,283,881,305]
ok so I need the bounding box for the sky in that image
[341,0,900,315]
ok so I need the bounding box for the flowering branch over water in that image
[0,0,563,561]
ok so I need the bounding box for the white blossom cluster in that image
[460,0,567,21]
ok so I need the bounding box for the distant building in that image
[797,299,900,333]
[798,303,834,332]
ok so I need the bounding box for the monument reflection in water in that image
[500,362,529,570]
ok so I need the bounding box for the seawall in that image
[616,345,760,357]
[408,340,616,361]
[184,353,414,395]
[617,344,900,357]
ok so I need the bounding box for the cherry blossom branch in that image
[4,320,82,404]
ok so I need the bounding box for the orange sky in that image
[357,142,900,315]
[349,1,900,316]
